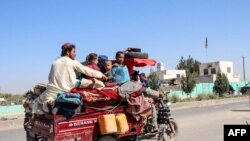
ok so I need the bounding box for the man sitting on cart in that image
[29,43,107,125]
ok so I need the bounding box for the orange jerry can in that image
[116,113,129,134]
[98,114,118,134]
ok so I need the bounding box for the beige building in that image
[155,62,186,80]
[0,98,7,105]
[198,61,240,83]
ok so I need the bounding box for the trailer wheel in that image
[26,135,35,141]
[26,131,35,141]
[98,136,117,141]
[35,135,49,141]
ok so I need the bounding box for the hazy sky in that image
[0,0,250,94]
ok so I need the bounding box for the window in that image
[211,68,216,74]
[204,69,208,75]
[176,74,181,78]
[227,67,231,73]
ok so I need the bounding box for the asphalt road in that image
[170,100,250,141]
[0,101,249,141]
[0,128,24,141]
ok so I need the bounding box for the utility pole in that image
[205,37,208,63]
[244,56,250,111]
[243,56,246,82]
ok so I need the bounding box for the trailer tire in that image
[98,136,117,141]
[26,131,35,141]
[128,48,141,52]
[26,136,35,141]
[125,52,148,59]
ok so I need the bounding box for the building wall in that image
[168,81,248,99]
[199,61,240,82]
[218,61,234,82]
[232,75,240,82]
[156,70,167,80]
[156,70,186,80]
[0,105,24,116]
[199,61,220,76]
[195,75,216,83]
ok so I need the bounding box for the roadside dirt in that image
[0,114,24,131]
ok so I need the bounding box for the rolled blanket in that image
[55,92,82,117]
[56,92,82,105]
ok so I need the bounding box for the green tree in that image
[176,56,200,77]
[81,61,88,66]
[148,72,160,91]
[177,56,198,97]
[181,73,196,97]
[213,72,229,96]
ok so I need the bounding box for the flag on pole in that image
[205,37,208,48]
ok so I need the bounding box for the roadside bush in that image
[196,94,207,101]
[182,97,195,102]
[170,95,181,103]
[0,93,25,105]
[207,94,218,99]
[213,72,229,96]
[220,93,233,98]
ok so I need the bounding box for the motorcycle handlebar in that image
[157,97,166,108]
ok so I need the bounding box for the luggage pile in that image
[23,83,46,113]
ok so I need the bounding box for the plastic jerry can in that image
[98,114,117,134]
[116,113,129,134]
